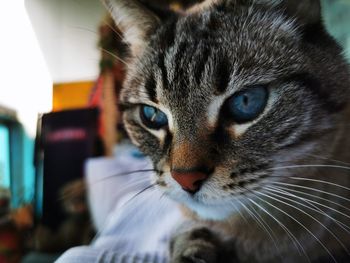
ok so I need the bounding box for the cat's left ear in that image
[277,0,321,26]
[100,0,161,57]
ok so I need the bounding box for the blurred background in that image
[0,0,349,262]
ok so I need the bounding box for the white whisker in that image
[305,153,350,168]
[266,187,350,237]
[270,184,350,215]
[268,164,350,171]
[247,197,308,260]
[246,200,283,259]
[254,190,338,263]
[259,190,349,259]
[100,47,129,66]
[270,182,350,203]
[286,177,350,192]
[236,198,280,253]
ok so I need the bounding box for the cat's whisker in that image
[235,198,280,253]
[253,190,338,263]
[88,168,158,184]
[159,192,167,201]
[304,153,350,167]
[230,197,249,224]
[247,197,308,260]
[120,182,158,209]
[264,186,350,251]
[259,190,350,260]
[266,185,350,233]
[270,181,350,203]
[246,200,283,259]
[269,184,350,215]
[90,182,159,243]
[279,177,350,192]
[268,164,350,171]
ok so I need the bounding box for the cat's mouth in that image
[159,171,270,220]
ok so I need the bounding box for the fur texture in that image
[102,0,350,262]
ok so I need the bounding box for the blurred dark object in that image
[33,179,94,253]
[39,108,100,230]
[0,188,10,217]
[0,188,32,263]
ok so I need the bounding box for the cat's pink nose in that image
[171,171,208,193]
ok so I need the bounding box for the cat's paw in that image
[170,228,222,263]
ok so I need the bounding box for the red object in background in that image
[89,76,105,138]
[0,230,21,263]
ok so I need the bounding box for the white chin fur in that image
[184,198,236,221]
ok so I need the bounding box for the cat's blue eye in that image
[140,105,168,129]
[227,86,268,123]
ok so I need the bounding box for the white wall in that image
[25,0,105,83]
[0,0,52,136]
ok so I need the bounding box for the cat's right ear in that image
[100,0,160,57]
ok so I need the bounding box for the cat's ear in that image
[277,0,321,25]
[100,0,160,57]
[186,0,222,14]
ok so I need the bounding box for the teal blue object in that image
[322,0,350,61]
[0,124,11,188]
[0,118,35,208]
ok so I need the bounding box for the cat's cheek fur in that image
[123,115,166,162]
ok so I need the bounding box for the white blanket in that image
[56,144,184,263]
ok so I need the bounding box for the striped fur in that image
[103,0,350,262]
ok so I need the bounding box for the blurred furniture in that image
[39,108,100,230]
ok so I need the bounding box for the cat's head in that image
[102,0,350,220]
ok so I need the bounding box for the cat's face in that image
[103,0,350,220]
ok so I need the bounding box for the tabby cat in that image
[101,0,350,262]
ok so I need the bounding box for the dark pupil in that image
[243,95,249,106]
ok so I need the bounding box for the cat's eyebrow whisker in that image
[70,26,99,36]
[270,181,350,203]
[253,190,338,263]
[101,21,131,49]
[268,164,350,171]
[100,47,130,66]
[266,186,350,234]
[247,197,308,260]
[100,21,159,62]
[266,185,350,233]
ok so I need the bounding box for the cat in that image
[100,0,350,262]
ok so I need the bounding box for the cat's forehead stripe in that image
[157,53,169,91]
[144,73,157,103]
